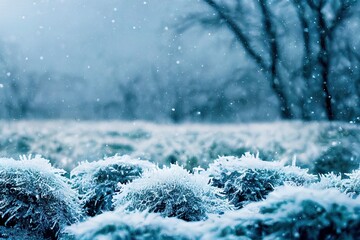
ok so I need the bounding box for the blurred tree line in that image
[0,0,359,122]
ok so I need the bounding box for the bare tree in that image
[291,0,358,120]
[186,0,359,121]
[190,0,293,119]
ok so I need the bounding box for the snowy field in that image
[0,121,359,239]
[1,120,359,173]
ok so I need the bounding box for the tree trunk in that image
[293,0,313,120]
[318,9,334,120]
[259,0,292,119]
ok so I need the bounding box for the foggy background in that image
[0,0,359,122]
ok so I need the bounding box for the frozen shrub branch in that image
[71,155,155,217]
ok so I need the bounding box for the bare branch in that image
[202,0,269,71]
[328,0,358,36]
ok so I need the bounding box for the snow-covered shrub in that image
[66,211,197,240]
[204,186,360,239]
[256,187,360,239]
[0,156,82,239]
[315,124,360,175]
[207,153,316,208]
[344,170,360,198]
[312,145,359,175]
[313,172,344,189]
[114,164,230,221]
[71,155,155,216]
[314,170,360,198]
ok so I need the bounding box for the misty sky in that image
[0,0,238,82]
[0,1,172,75]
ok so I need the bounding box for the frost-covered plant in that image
[66,211,197,240]
[0,156,82,239]
[313,172,344,189]
[207,153,316,208]
[114,164,230,221]
[314,170,360,198]
[343,170,360,198]
[204,186,360,239]
[312,145,359,175]
[256,186,360,239]
[71,155,155,216]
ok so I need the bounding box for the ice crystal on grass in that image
[207,153,316,208]
[66,211,195,240]
[114,164,230,221]
[314,172,343,189]
[205,186,360,239]
[314,170,360,198]
[71,155,155,216]
[344,170,360,198]
[0,156,82,239]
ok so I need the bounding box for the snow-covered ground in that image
[0,121,359,173]
[0,121,359,239]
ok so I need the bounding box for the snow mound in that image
[0,156,82,239]
[66,211,195,240]
[205,186,360,239]
[114,164,231,221]
[71,155,155,216]
[207,153,317,208]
